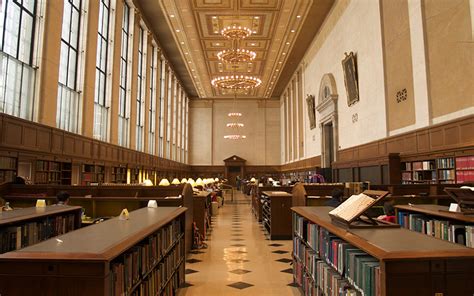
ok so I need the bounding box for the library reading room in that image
[0,0,473,295]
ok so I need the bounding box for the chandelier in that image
[217,48,256,64]
[221,25,252,39]
[211,75,262,89]
[224,94,247,140]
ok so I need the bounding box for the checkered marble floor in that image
[178,190,299,296]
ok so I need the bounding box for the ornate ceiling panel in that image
[137,0,334,99]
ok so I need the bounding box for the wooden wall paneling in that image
[429,128,444,149]
[444,125,460,147]
[51,131,63,154]
[416,131,430,152]
[35,127,51,152]
[3,118,23,147]
[63,135,75,156]
[92,142,100,159]
[460,118,474,144]
[83,141,92,158]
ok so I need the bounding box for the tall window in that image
[0,0,37,120]
[118,2,131,147]
[166,73,173,159]
[57,0,82,133]
[185,99,189,164]
[135,26,146,152]
[176,87,182,162]
[172,81,178,160]
[93,0,111,141]
[148,45,157,154]
[158,58,166,157]
[181,94,186,162]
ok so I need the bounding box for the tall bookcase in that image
[81,164,105,185]
[292,206,474,296]
[111,166,127,183]
[401,155,474,184]
[261,191,293,240]
[0,207,186,295]
[0,205,82,254]
[35,160,72,185]
[0,156,17,184]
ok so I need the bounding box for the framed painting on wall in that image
[342,52,359,106]
[306,94,316,130]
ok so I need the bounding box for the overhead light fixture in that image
[221,25,253,39]
[170,14,175,18]
[211,75,262,89]
[217,48,256,64]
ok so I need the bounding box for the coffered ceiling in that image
[136,0,334,99]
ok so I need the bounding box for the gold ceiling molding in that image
[138,0,334,99]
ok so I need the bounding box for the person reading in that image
[56,191,70,205]
[377,202,396,223]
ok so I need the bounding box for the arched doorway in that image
[316,74,339,169]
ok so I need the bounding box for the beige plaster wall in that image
[189,100,213,165]
[382,0,416,132]
[301,0,387,157]
[424,0,474,119]
[189,99,280,166]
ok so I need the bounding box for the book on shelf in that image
[293,213,380,296]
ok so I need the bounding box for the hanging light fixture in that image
[223,92,247,140]
[217,48,256,64]
[211,75,262,89]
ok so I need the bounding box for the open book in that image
[329,193,378,223]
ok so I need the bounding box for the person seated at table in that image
[326,188,344,207]
[56,191,70,205]
[377,201,396,223]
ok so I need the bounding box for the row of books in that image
[293,214,381,296]
[412,171,436,181]
[35,171,61,183]
[0,156,16,169]
[294,257,358,296]
[438,169,455,181]
[0,214,77,253]
[35,160,61,172]
[412,161,435,171]
[456,156,474,170]
[398,211,474,247]
[456,171,474,183]
[111,220,183,294]
[0,170,15,183]
[436,158,455,169]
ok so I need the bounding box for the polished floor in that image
[178,190,300,295]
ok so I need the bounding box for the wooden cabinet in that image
[0,207,186,296]
[0,205,82,254]
[261,191,292,240]
[292,206,474,296]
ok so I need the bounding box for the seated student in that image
[377,202,396,223]
[326,188,344,207]
[56,191,70,205]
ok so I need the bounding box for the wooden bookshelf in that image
[0,205,82,254]
[193,191,212,240]
[0,207,186,295]
[402,156,474,184]
[0,155,17,184]
[262,191,293,240]
[292,206,474,296]
[81,164,105,185]
[1,184,195,255]
[111,166,127,183]
[34,160,72,185]
[395,204,474,248]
